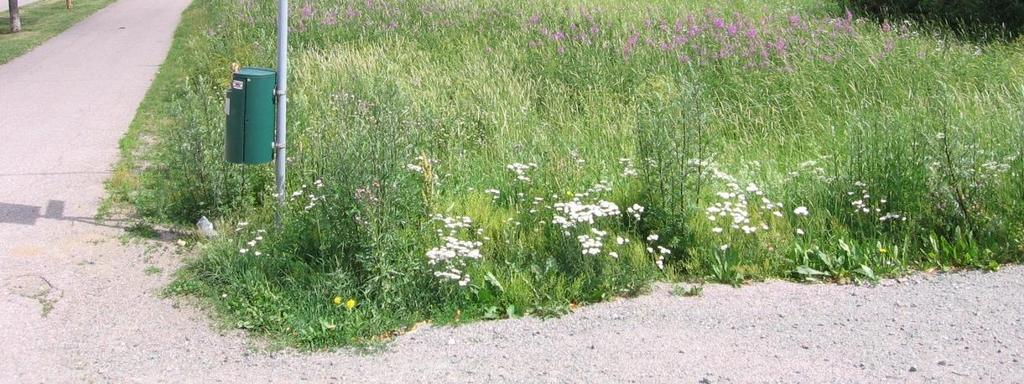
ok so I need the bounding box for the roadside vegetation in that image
[0,0,115,64]
[113,0,1024,348]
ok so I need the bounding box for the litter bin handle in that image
[224,90,231,116]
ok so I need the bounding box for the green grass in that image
[672,284,703,297]
[115,0,1024,349]
[0,0,116,64]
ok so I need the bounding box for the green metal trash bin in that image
[225,67,277,164]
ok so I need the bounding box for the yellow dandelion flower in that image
[332,296,342,306]
[345,298,357,311]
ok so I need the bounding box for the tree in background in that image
[7,0,20,33]
[843,0,1024,38]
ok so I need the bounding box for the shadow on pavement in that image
[0,200,129,230]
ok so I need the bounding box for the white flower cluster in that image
[406,155,437,174]
[705,181,781,235]
[577,228,607,255]
[786,158,834,183]
[484,188,501,200]
[290,182,327,211]
[879,213,903,222]
[626,204,644,220]
[702,166,816,241]
[619,158,638,177]
[687,158,715,180]
[431,213,472,235]
[506,162,538,182]
[426,214,483,286]
[552,200,621,231]
[643,234,670,270]
[427,237,482,286]
[547,181,638,260]
[711,167,738,183]
[587,180,613,194]
[238,228,267,256]
[303,194,322,211]
[570,150,586,165]
[847,182,906,223]
[981,160,1011,175]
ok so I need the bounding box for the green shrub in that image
[843,0,1024,36]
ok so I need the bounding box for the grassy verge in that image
[0,0,116,64]
[115,0,1024,349]
[103,0,207,220]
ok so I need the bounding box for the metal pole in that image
[274,0,288,227]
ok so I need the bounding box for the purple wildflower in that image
[322,10,338,26]
[788,15,802,28]
[773,38,788,55]
[623,32,640,58]
[300,3,314,20]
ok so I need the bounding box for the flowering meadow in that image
[115,0,1024,347]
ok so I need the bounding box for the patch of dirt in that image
[4,275,63,317]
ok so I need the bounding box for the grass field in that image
[113,0,1024,348]
[0,0,115,64]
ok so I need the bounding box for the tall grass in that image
[118,0,1024,347]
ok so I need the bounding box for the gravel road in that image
[5,233,1024,383]
[1,0,1022,383]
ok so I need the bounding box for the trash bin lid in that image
[237,67,277,79]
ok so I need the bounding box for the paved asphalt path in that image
[0,0,193,381]
[1,1,1023,383]
[2,0,42,13]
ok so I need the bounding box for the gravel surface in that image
[5,233,1024,383]
[2,1,1023,383]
